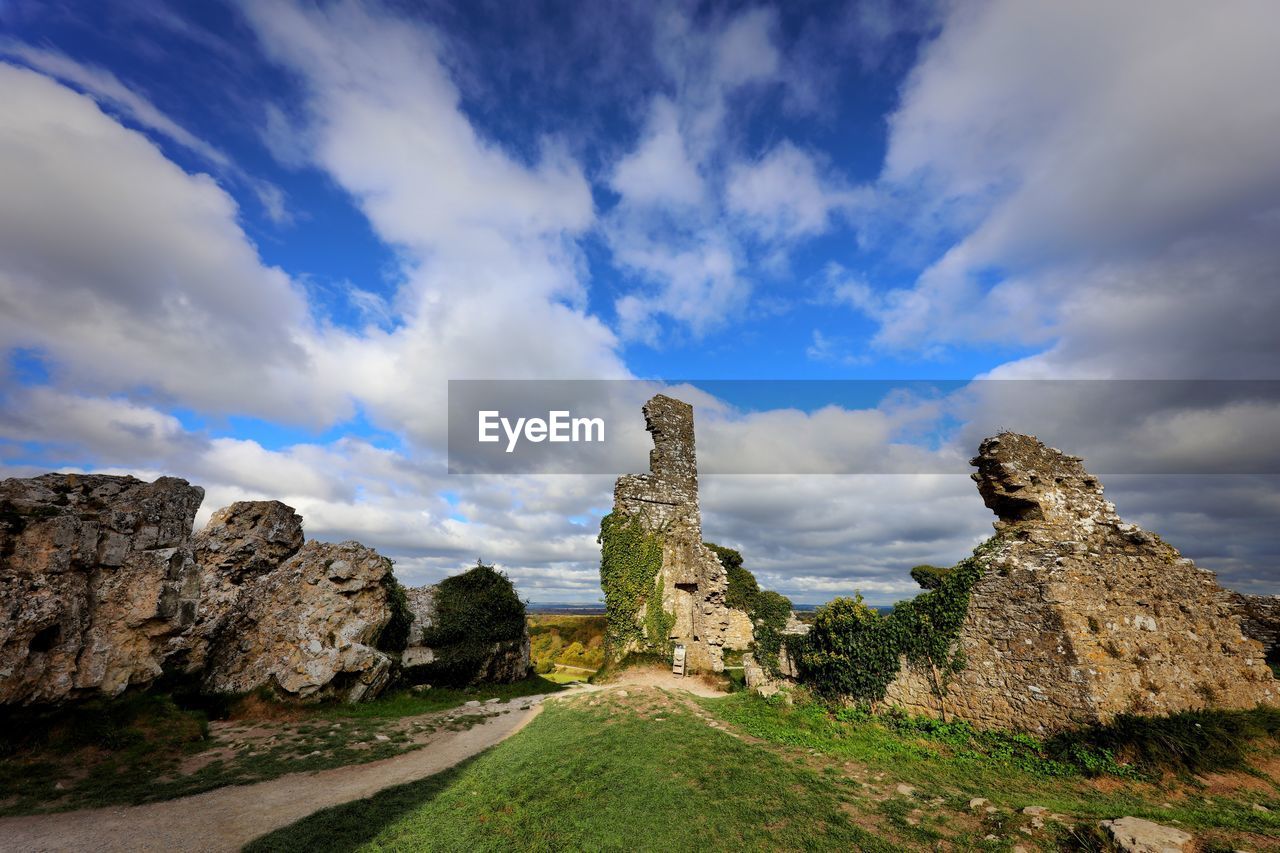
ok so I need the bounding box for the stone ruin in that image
[608,394,752,673]
[882,433,1277,731]
[1230,591,1280,669]
[0,473,530,707]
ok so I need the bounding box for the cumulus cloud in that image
[602,4,857,343]
[727,142,862,240]
[864,0,1280,373]
[0,63,346,424]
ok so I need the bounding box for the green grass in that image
[709,693,1280,842]
[540,666,595,684]
[0,676,564,816]
[311,675,566,719]
[246,695,897,853]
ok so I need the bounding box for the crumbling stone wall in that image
[608,394,749,672]
[0,474,204,705]
[1231,592,1280,666]
[884,434,1277,732]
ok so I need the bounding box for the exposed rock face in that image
[401,583,531,684]
[202,540,395,702]
[194,501,304,581]
[723,609,755,650]
[1230,592,1280,666]
[0,474,204,705]
[884,433,1277,731]
[609,394,749,672]
[172,501,305,675]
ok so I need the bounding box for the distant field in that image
[527,614,606,677]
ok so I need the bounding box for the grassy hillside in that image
[247,684,1280,852]
[528,615,606,680]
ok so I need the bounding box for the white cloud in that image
[727,142,861,239]
[0,63,346,423]
[610,97,705,209]
[0,39,293,225]
[865,0,1280,371]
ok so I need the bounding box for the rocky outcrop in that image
[608,394,750,673]
[884,433,1277,731]
[1230,592,1280,665]
[0,478,401,706]
[0,473,204,705]
[170,500,305,675]
[201,540,396,702]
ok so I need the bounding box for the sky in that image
[1,0,1279,604]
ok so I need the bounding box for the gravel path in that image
[0,696,553,853]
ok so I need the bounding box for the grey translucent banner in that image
[446,379,1280,475]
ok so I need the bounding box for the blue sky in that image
[2,0,1279,603]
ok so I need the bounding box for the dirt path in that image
[0,694,557,853]
[583,666,728,698]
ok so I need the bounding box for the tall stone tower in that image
[609,394,742,672]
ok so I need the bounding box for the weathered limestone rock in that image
[0,473,204,705]
[1100,816,1193,852]
[884,433,1277,731]
[401,583,531,683]
[194,500,304,580]
[402,585,440,669]
[609,394,750,673]
[202,540,395,702]
[170,500,305,674]
[1230,592,1280,666]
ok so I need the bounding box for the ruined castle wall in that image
[1231,593,1280,664]
[885,558,1094,732]
[884,434,1277,732]
[608,394,749,673]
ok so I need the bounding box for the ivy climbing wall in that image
[601,394,746,672]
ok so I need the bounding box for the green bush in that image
[791,539,995,706]
[376,562,413,654]
[908,564,952,590]
[707,543,759,612]
[407,561,527,686]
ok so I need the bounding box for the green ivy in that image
[707,542,759,612]
[706,544,792,676]
[790,537,999,708]
[375,560,413,654]
[409,561,527,686]
[750,590,793,674]
[598,512,669,660]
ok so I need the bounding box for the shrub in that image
[707,543,759,612]
[376,562,413,654]
[409,561,526,686]
[908,564,952,590]
[791,539,995,706]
